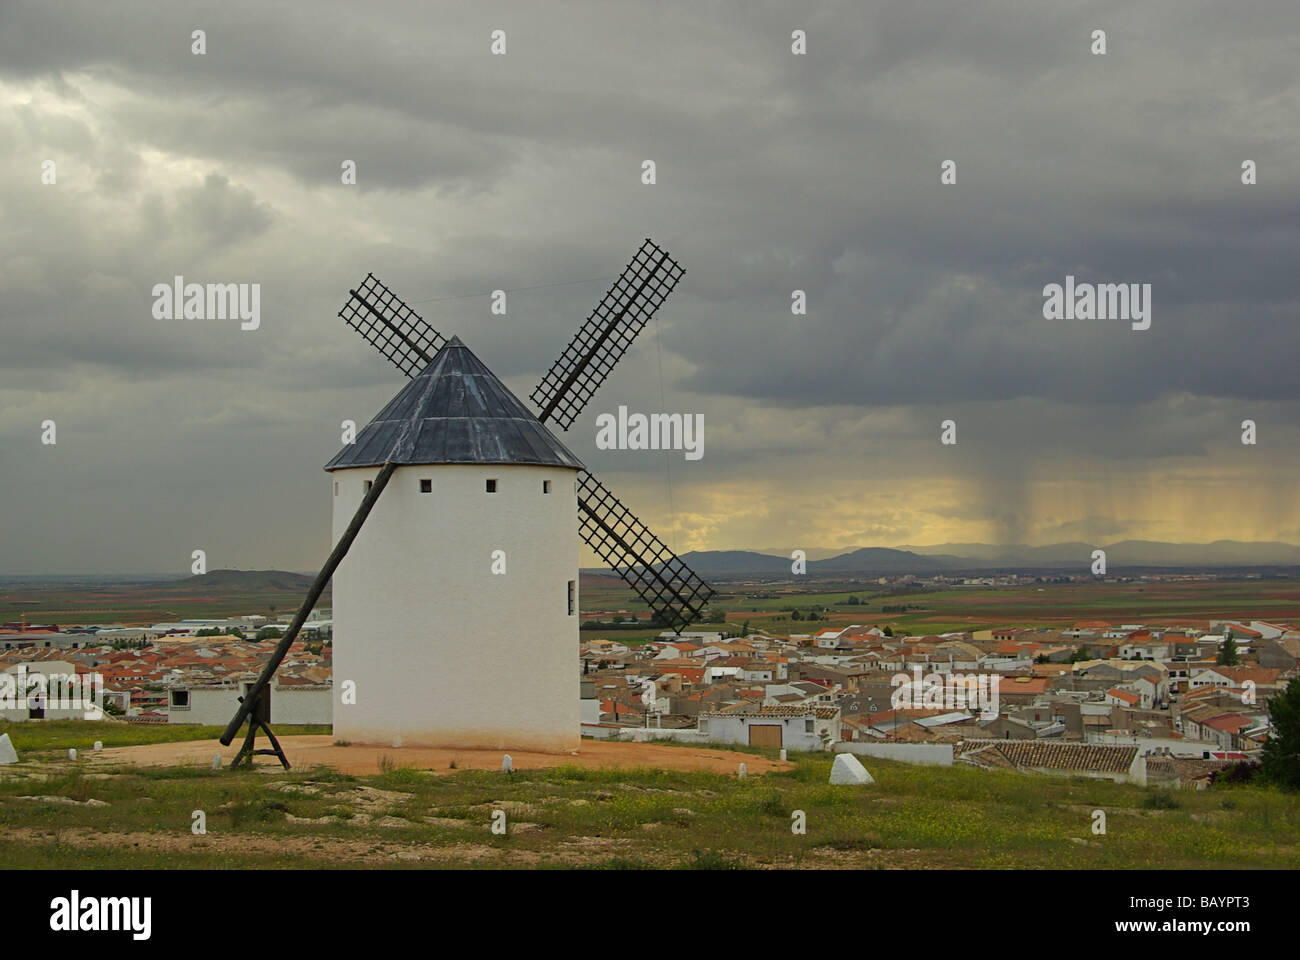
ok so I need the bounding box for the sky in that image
[1,0,1298,575]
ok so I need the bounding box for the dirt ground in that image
[95,735,790,776]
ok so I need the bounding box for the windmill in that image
[220,239,715,766]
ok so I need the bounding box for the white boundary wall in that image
[833,741,954,766]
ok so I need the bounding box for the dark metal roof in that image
[324,336,585,472]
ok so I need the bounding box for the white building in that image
[326,337,584,752]
[698,705,841,751]
[0,661,95,721]
[168,681,332,726]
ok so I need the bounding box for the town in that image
[3,590,1292,790]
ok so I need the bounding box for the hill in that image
[152,570,319,594]
[677,540,1300,575]
[1,723,1293,870]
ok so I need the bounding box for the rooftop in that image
[325,336,584,472]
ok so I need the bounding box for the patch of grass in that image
[580,856,657,870]
[0,720,330,754]
[227,797,290,826]
[0,750,1294,869]
[680,848,742,870]
[1142,791,1181,810]
[41,771,95,803]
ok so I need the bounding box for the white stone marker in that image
[738,762,747,778]
[829,753,875,785]
[779,749,787,762]
[501,753,513,773]
[93,741,103,752]
[68,748,77,761]
[212,754,222,770]
[0,734,18,764]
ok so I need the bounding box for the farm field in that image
[0,723,1295,869]
[3,571,1296,641]
[0,570,322,625]
[583,576,1300,639]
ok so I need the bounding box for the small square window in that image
[486,479,498,493]
[543,480,551,494]
[419,479,432,493]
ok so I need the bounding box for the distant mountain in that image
[897,540,1300,567]
[670,551,791,574]
[808,547,962,573]
[150,569,320,593]
[678,547,951,575]
[677,540,1300,575]
[896,542,1095,564]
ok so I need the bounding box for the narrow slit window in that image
[567,579,576,616]
[543,480,551,494]
[364,480,373,493]
[486,479,498,493]
[334,481,339,496]
[419,479,432,493]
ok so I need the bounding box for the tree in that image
[1217,636,1240,666]
[883,625,893,637]
[1260,677,1300,790]
[256,626,283,642]
[739,620,750,636]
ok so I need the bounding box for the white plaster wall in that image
[168,685,332,726]
[168,687,237,725]
[331,463,581,751]
[699,714,826,752]
[272,686,332,724]
[833,741,954,766]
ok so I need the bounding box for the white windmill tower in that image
[220,240,715,766]
[325,336,585,750]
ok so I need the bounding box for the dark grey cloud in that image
[1,0,1298,573]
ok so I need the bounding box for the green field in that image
[691,579,1300,637]
[0,724,1295,869]
[5,572,1294,642]
[0,571,322,625]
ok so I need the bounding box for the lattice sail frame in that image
[576,472,714,632]
[529,239,685,430]
[337,240,715,633]
[339,273,446,378]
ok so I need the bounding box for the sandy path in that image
[95,736,789,776]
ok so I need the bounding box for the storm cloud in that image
[1,0,1298,574]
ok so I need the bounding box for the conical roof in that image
[325,336,584,472]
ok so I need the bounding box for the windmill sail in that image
[529,239,685,430]
[576,471,715,633]
[527,239,714,632]
[339,273,447,378]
